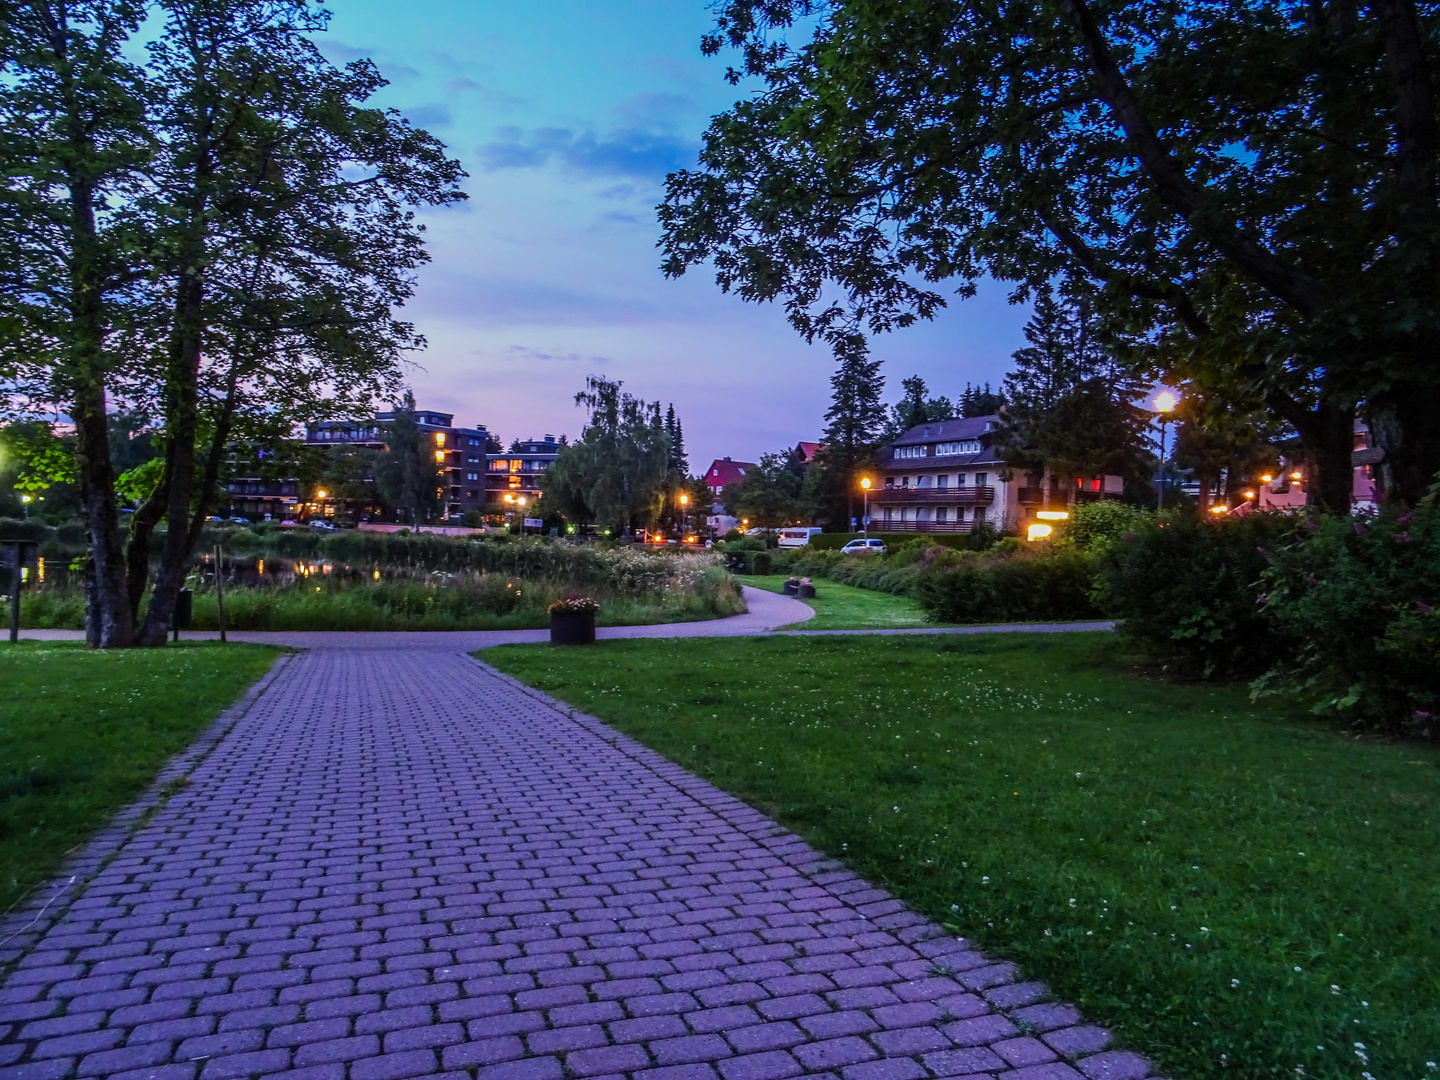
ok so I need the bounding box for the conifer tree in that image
[817,354,886,523]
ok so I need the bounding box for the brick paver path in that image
[0,648,1155,1080]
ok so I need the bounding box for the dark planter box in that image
[550,611,596,645]
[783,580,799,595]
[797,583,816,599]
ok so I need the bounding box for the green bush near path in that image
[0,643,280,913]
[485,633,1440,1080]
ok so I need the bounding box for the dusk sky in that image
[318,1,1032,469]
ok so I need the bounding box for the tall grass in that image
[20,557,743,632]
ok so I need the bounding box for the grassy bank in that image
[485,633,1440,1080]
[0,643,279,913]
[746,573,940,630]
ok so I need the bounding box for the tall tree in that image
[540,376,671,533]
[998,289,1149,491]
[885,375,954,439]
[0,0,154,645]
[127,0,464,644]
[660,0,1440,510]
[816,353,885,524]
[958,382,1005,417]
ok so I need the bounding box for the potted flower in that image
[797,577,816,599]
[548,592,599,644]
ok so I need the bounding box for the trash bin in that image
[174,589,193,630]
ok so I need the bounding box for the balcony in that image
[871,520,980,533]
[1019,486,1122,506]
[873,486,994,505]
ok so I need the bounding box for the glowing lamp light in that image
[517,496,527,507]
[860,477,872,491]
[1210,504,1230,515]
[1290,471,1303,481]
[1243,489,1257,500]
[1035,510,1070,521]
[679,494,689,506]
[686,535,697,544]
[20,495,32,504]
[1260,474,1274,483]
[1154,390,1178,413]
[1026,523,1054,541]
[316,489,327,500]
[372,569,381,580]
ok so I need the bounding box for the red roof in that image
[795,442,822,463]
[704,458,756,490]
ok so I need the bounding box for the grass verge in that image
[0,642,280,913]
[484,633,1440,1080]
[746,573,941,630]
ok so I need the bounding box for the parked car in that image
[278,520,299,527]
[840,538,887,555]
[230,516,250,524]
[308,519,336,530]
[777,527,823,549]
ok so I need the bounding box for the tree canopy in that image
[660,0,1440,509]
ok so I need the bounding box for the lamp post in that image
[859,477,872,537]
[678,492,689,539]
[19,494,31,521]
[1153,391,1177,510]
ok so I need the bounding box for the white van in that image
[777,527,823,549]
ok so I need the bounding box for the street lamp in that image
[678,492,689,539]
[859,477,872,537]
[1153,391,1178,510]
[19,494,31,521]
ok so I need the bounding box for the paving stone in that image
[0,646,1149,1079]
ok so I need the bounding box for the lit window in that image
[894,445,927,459]
[435,450,446,462]
[935,440,980,456]
[435,432,445,446]
[509,459,522,472]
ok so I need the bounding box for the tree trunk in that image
[1304,400,1358,514]
[67,171,133,648]
[1369,381,1440,504]
[139,274,204,646]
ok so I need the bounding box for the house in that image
[792,441,823,467]
[485,436,562,509]
[224,408,491,522]
[702,457,758,534]
[869,415,1124,534]
[1241,421,1382,514]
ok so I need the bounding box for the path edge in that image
[0,650,295,969]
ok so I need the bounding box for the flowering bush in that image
[547,592,600,616]
[1253,504,1440,734]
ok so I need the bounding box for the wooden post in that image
[6,543,18,644]
[214,544,227,643]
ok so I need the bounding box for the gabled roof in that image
[878,415,1006,468]
[889,415,1002,446]
[704,458,757,488]
[795,441,823,463]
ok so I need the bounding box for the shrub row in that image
[1099,505,1440,735]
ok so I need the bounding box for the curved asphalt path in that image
[16,586,1112,650]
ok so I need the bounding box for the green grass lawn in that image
[485,633,1440,1080]
[746,573,942,629]
[0,642,280,913]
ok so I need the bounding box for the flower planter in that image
[549,611,596,645]
[783,580,799,595]
[797,583,816,599]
